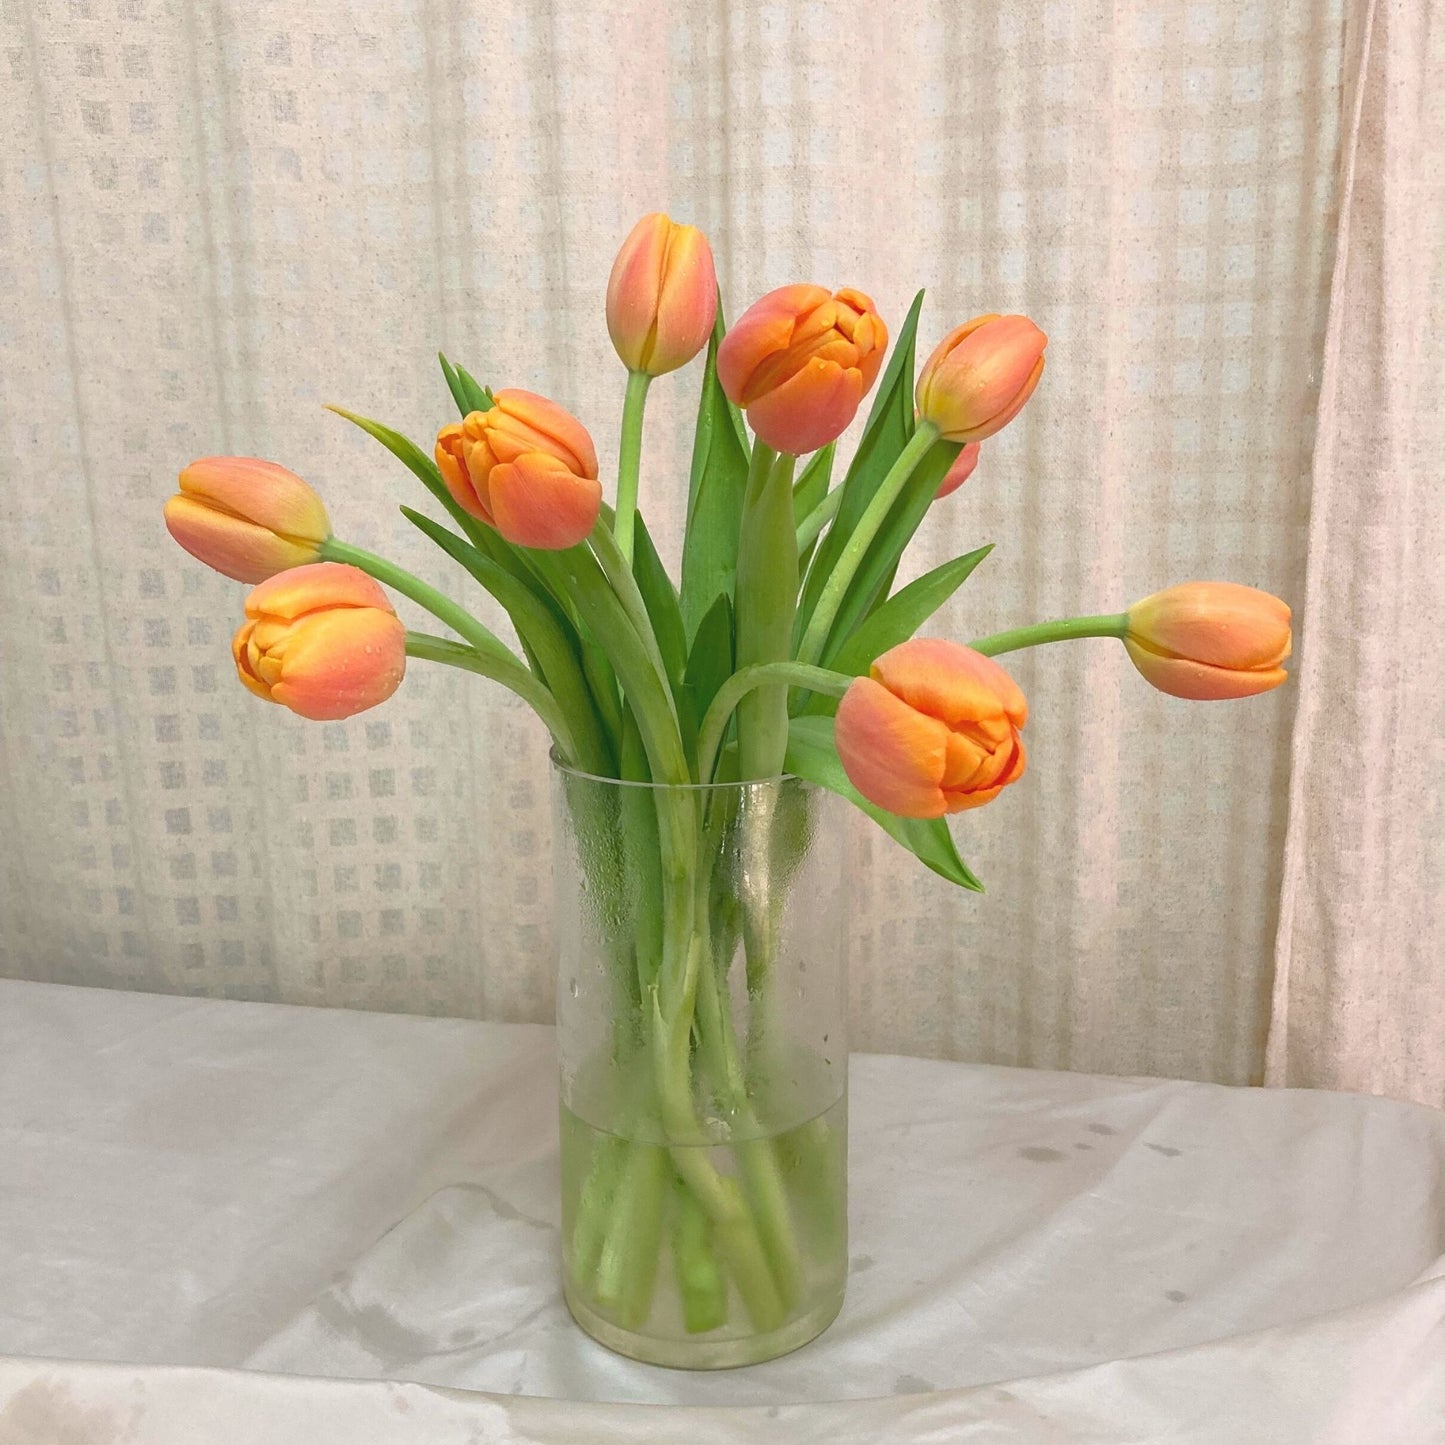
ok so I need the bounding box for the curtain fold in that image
[1267,0,1445,1107]
[2,0,1405,1093]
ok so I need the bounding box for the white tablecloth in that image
[1,979,1442,1443]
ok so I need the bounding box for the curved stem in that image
[612,369,652,566]
[695,662,852,785]
[588,518,675,713]
[970,613,1130,656]
[322,538,575,757]
[796,420,940,666]
[403,632,576,757]
[795,487,842,555]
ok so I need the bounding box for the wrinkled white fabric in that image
[2,981,1443,1441]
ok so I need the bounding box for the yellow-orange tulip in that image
[935,441,981,499]
[716,285,888,455]
[915,314,1047,443]
[606,212,718,376]
[835,638,1027,819]
[164,457,331,583]
[1125,582,1292,700]
[435,390,601,550]
[232,562,405,721]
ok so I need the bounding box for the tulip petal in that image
[745,357,863,456]
[245,562,393,621]
[267,608,406,721]
[164,494,322,584]
[649,223,718,375]
[178,456,331,543]
[489,452,603,551]
[716,285,833,405]
[1128,582,1292,670]
[872,638,1028,731]
[491,390,599,480]
[835,677,949,819]
[606,212,671,372]
[935,442,981,498]
[436,423,493,523]
[1124,638,1289,700]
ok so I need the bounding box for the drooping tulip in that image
[606,212,718,376]
[915,314,1047,444]
[935,441,981,499]
[835,638,1027,819]
[717,285,888,455]
[435,390,601,549]
[164,457,331,583]
[1124,582,1292,700]
[232,562,405,721]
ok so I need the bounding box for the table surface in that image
[2,979,1443,1444]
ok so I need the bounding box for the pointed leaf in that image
[785,715,983,891]
[438,353,470,418]
[792,443,835,575]
[820,438,962,660]
[796,290,925,640]
[827,544,993,677]
[632,513,687,691]
[680,311,752,641]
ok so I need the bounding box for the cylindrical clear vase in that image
[551,760,849,1368]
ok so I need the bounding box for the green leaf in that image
[632,513,687,692]
[326,404,488,543]
[680,592,734,776]
[437,354,492,414]
[438,354,470,418]
[784,715,983,891]
[792,443,835,576]
[796,290,925,643]
[820,439,962,660]
[400,506,615,774]
[826,544,994,679]
[679,310,752,641]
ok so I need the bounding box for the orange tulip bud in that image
[232,562,405,721]
[164,457,331,583]
[606,212,718,376]
[835,638,1027,819]
[1125,582,1292,700]
[717,285,888,455]
[915,314,1047,443]
[434,390,600,549]
[935,441,981,499]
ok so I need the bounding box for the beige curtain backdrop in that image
[1266,0,1445,1105]
[1,0,1432,1101]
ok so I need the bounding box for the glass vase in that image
[551,760,849,1368]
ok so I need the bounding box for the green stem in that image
[970,613,1130,656]
[733,445,798,780]
[323,534,577,757]
[795,487,842,555]
[796,420,941,666]
[695,662,852,785]
[588,518,675,717]
[612,369,652,567]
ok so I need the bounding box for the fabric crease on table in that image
[2,980,1443,1442]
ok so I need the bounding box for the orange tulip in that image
[435,390,601,550]
[915,314,1047,444]
[835,638,1027,819]
[232,562,405,721]
[716,285,888,455]
[935,441,981,499]
[164,457,331,583]
[1125,582,1292,700]
[606,212,718,376]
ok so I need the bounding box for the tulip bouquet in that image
[162,212,1291,1364]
